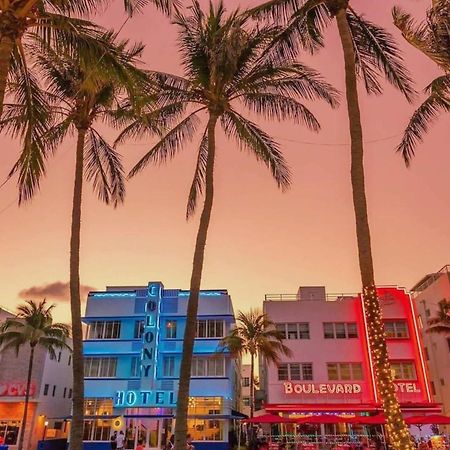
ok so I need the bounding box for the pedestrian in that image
[166,435,175,450]
[111,431,118,450]
[117,431,125,450]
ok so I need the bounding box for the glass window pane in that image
[90,358,100,377]
[216,321,224,338]
[324,323,334,339]
[402,362,416,380]
[298,323,310,339]
[352,363,363,380]
[335,323,346,339]
[208,321,216,338]
[105,322,114,338]
[339,363,351,380]
[278,364,289,381]
[384,322,396,338]
[276,324,286,339]
[134,320,144,339]
[287,323,298,340]
[302,363,313,381]
[290,363,301,380]
[327,363,338,381]
[347,323,358,338]
[395,321,409,338]
[391,363,402,380]
[197,320,206,338]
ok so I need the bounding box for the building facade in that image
[411,265,450,417]
[82,282,239,450]
[0,308,73,450]
[260,286,438,420]
[240,365,251,418]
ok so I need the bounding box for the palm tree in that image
[0,299,70,450]
[2,33,148,450]
[427,300,450,334]
[0,0,177,116]
[219,309,292,418]
[249,1,415,448]
[393,1,450,165]
[121,2,338,448]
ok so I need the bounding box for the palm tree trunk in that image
[17,345,35,450]
[0,35,14,116]
[174,113,218,450]
[250,353,255,419]
[69,127,87,450]
[335,7,414,450]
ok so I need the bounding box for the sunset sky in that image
[1,0,449,323]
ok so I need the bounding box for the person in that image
[116,431,125,450]
[0,434,4,446]
[136,440,144,450]
[257,426,264,442]
[187,434,195,450]
[166,435,175,450]
[111,431,118,450]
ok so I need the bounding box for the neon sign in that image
[0,382,36,397]
[284,382,362,395]
[395,382,420,393]
[115,390,176,408]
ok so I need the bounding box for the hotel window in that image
[323,322,358,339]
[134,320,144,339]
[87,321,121,339]
[69,389,72,399]
[431,381,436,396]
[242,377,250,387]
[390,361,417,380]
[63,387,67,398]
[424,347,430,361]
[43,384,49,396]
[191,357,225,377]
[52,385,56,397]
[186,419,224,441]
[242,397,250,406]
[0,420,21,445]
[163,356,176,377]
[384,321,409,339]
[327,363,363,381]
[196,320,224,338]
[130,357,141,377]
[84,357,117,378]
[275,323,310,340]
[83,399,114,441]
[68,355,72,366]
[278,363,313,381]
[166,320,177,339]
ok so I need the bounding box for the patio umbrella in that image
[296,415,352,424]
[349,415,386,425]
[244,414,296,424]
[406,415,450,425]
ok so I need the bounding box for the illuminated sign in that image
[114,390,176,408]
[284,382,362,395]
[0,382,36,397]
[394,382,420,393]
[179,291,223,297]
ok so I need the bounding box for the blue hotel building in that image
[82,282,240,450]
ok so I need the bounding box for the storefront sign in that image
[284,382,362,395]
[114,390,176,407]
[0,382,36,397]
[394,382,421,393]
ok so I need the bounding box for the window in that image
[87,321,121,339]
[43,384,49,396]
[277,363,313,381]
[83,399,114,441]
[275,323,310,340]
[323,323,358,339]
[69,389,72,399]
[425,308,431,318]
[84,357,117,377]
[163,356,175,377]
[57,352,62,362]
[440,379,445,386]
[68,355,72,366]
[52,385,56,397]
[447,338,450,352]
[63,387,67,398]
[49,352,56,360]
[166,320,177,339]
[130,357,141,378]
[327,363,363,381]
[242,377,250,387]
[431,381,436,396]
[0,420,21,445]
[134,320,144,339]
[424,347,429,361]
[186,419,224,441]
[384,321,409,339]
[390,361,417,380]
[191,357,225,377]
[196,320,224,338]
[242,397,250,406]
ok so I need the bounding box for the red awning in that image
[244,414,296,424]
[265,403,380,413]
[406,415,450,425]
[349,415,386,425]
[296,416,354,424]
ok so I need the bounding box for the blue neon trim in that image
[90,292,135,298]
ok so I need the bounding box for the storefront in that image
[82,282,240,450]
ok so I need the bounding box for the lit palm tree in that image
[2,33,148,450]
[0,0,177,116]
[249,0,415,448]
[121,2,338,448]
[0,299,70,450]
[219,309,292,418]
[393,1,450,165]
[427,300,450,335]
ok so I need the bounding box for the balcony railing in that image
[264,293,358,302]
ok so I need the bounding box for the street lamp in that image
[43,421,48,441]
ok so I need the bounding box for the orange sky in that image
[1,0,449,323]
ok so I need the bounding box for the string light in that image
[362,285,415,450]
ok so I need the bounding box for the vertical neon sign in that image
[140,282,162,389]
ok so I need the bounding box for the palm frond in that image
[221,110,290,190]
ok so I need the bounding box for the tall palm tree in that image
[249,1,415,448]
[0,0,177,116]
[427,300,450,334]
[2,33,148,450]
[121,2,338,448]
[393,1,450,165]
[0,299,70,450]
[219,309,292,418]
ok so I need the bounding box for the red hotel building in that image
[260,286,439,418]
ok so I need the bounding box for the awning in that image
[406,414,450,425]
[244,414,296,424]
[231,409,248,420]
